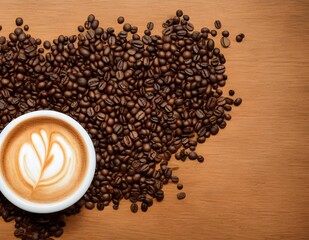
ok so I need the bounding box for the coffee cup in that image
[0,110,96,213]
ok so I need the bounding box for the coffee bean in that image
[177,184,183,190]
[141,202,148,212]
[220,37,231,48]
[188,152,198,160]
[97,202,104,211]
[222,30,229,37]
[136,110,145,120]
[229,90,235,96]
[234,98,242,106]
[123,23,131,32]
[171,176,179,183]
[214,20,222,29]
[197,155,204,163]
[177,192,186,200]
[207,39,215,51]
[78,25,84,32]
[85,202,95,209]
[88,78,99,88]
[236,34,244,42]
[15,17,23,26]
[147,22,154,30]
[117,16,124,24]
[210,29,217,36]
[79,47,90,58]
[54,229,64,237]
[130,203,138,213]
[176,9,183,17]
[43,40,51,49]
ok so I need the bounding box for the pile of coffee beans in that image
[0,10,243,240]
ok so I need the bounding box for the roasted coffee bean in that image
[147,22,154,30]
[123,23,131,32]
[177,192,186,200]
[177,184,183,190]
[176,9,183,17]
[43,40,51,49]
[210,29,217,36]
[97,202,105,211]
[188,151,198,160]
[15,17,23,26]
[85,202,95,209]
[141,202,148,212]
[234,98,242,106]
[236,34,245,42]
[214,20,221,29]
[220,37,231,48]
[171,176,179,183]
[229,90,235,96]
[54,229,64,237]
[117,16,125,24]
[130,203,138,213]
[222,30,229,37]
[197,155,204,163]
[78,25,84,32]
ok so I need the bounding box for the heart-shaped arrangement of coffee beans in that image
[0,9,244,240]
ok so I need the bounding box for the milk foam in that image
[18,129,75,191]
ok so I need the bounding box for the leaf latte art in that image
[18,129,75,190]
[0,115,89,203]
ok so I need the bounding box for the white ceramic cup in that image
[0,110,96,213]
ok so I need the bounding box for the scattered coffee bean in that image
[177,192,186,200]
[130,203,138,213]
[188,151,198,160]
[147,22,154,30]
[214,20,221,29]
[123,23,131,32]
[85,202,95,209]
[97,202,104,211]
[210,29,217,36]
[141,202,148,212]
[15,17,23,26]
[177,184,183,190]
[234,98,243,106]
[222,30,229,37]
[78,25,84,32]
[176,9,183,17]
[117,16,124,24]
[220,37,231,48]
[236,33,246,42]
[197,155,204,163]
[229,89,235,96]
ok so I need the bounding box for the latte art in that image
[19,129,75,191]
[0,114,90,204]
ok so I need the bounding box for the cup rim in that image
[0,110,96,213]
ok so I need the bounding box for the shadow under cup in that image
[0,110,96,213]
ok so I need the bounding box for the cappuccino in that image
[0,111,93,208]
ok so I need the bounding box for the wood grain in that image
[0,0,308,239]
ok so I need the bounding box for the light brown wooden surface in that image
[0,0,309,239]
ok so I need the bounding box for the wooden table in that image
[0,0,308,239]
